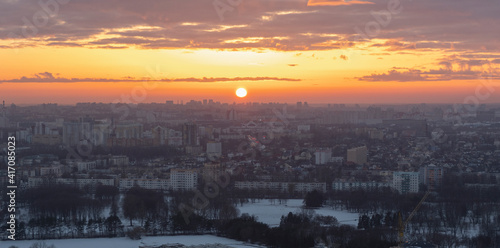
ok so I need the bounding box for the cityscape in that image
[1,0,500,247]
[1,101,500,247]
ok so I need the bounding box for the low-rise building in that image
[234,181,326,193]
[332,180,390,191]
[119,178,170,191]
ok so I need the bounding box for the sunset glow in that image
[236,88,248,98]
[0,0,499,104]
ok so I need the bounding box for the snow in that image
[237,199,359,226]
[1,235,264,248]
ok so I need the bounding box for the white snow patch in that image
[237,199,359,226]
[1,235,264,248]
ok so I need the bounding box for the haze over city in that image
[1,1,500,248]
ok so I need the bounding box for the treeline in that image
[6,178,500,247]
[3,184,238,240]
[326,187,427,213]
[3,184,123,240]
[218,212,395,248]
[4,184,398,247]
[325,172,500,248]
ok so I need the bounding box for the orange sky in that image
[1,0,499,104]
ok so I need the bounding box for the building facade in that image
[393,171,420,193]
[347,146,368,165]
[170,168,198,191]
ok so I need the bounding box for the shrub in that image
[126,226,145,240]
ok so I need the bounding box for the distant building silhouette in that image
[63,117,94,146]
[206,141,222,157]
[347,146,368,165]
[182,122,199,146]
[383,119,428,137]
[419,164,444,191]
[314,149,332,165]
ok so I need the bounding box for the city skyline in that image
[2,1,500,246]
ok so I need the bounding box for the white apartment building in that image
[28,177,115,189]
[314,149,332,165]
[119,178,170,191]
[170,169,198,191]
[332,181,390,191]
[234,181,326,193]
[392,171,420,193]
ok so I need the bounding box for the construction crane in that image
[398,191,431,247]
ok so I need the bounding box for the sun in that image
[236,88,247,98]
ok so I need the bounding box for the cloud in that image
[47,42,82,47]
[307,0,374,6]
[357,63,500,82]
[357,69,429,82]
[339,54,348,60]
[0,0,498,55]
[0,73,302,83]
[36,72,55,79]
[288,64,298,66]
[167,77,302,82]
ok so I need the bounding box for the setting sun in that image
[236,88,247,98]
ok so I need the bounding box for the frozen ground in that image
[2,235,265,248]
[237,199,359,226]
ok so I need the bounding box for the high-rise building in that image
[347,146,368,165]
[63,117,94,146]
[152,126,167,145]
[227,109,238,121]
[314,149,332,165]
[167,129,183,147]
[32,122,62,145]
[182,122,199,146]
[0,100,8,128]
[206,141,222,157]
[393,172,419,194]
[170,169,198,191]
[419,164,444,191]
[113,122,143,139]
[92,119,112,146]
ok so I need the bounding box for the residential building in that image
[314,149,332,165]
[332,181,390,191]
[206,141,222,157]
[119,178,170,191]
[182,122,199,146]
[393,172,420,193]
[234,181,327,193]
[419,164,444,191]
[170,168,198,191]
[347,146,368,165]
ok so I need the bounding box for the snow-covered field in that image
[237,199,359,226]
[2,235,264,248]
